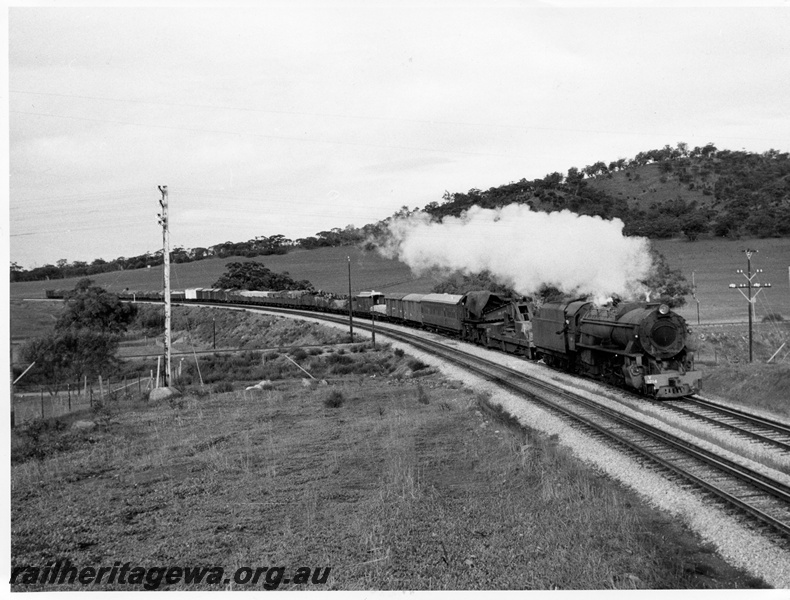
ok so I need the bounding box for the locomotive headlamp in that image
[658,304,670,315]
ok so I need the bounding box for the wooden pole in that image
[347,256,354,343]
[156,356,161,388]
[159,185,172,387]
[371,306,376,349]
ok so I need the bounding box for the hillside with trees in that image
[424,143,790,240]
[11,143,790,283]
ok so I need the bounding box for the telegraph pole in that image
[728,249,771,362]
[158,185,172,387]
[347,256,354,343]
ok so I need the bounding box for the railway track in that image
[192,301,790,541]
[378,325,790,542]
[656,396,790,453]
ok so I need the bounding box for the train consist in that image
[46,286,702,399]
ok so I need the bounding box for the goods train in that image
[45,287,701,399]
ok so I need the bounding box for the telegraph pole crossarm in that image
[728,249,771,362]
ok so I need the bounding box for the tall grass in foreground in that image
[11,369,765,590]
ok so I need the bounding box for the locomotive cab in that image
[531,300,592,369]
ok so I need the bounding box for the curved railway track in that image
[656,397,790,453]
[190,301,790,541]
[380,325,790,541]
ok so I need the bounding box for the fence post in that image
[99,375,104,403]
[68,383,71,413]
[90,383,93,408]
[40,387,44,419]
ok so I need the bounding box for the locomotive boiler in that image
[532,300,701,399]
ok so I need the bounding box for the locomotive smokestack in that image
[379,204,653,302]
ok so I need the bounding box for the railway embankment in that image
[11,303,789,589]
[11,342,769,590]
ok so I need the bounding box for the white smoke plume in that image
[379,204,654,302]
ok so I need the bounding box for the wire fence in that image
[11,375,155,428]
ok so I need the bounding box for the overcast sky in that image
[7,1,790,269]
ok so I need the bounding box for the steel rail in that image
[653,401,790,453]
[384,328,790,539]
[193,301,790,538]
[689,396,790,437]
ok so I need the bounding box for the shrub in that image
[12,418,72,463]
[394,348,405,358]
[407,358,429,372]
[323,390,344,408]
[762,313,784,323]
[290,347,308,361]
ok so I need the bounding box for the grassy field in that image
[652,237,790,324]
[10,302,785,590]
[11,237,790,324]
[11,348,766,591]
[9,245,438,301]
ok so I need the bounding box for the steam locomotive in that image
[45,286,702,399]
[531,299,700,399]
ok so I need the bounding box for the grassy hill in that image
[12,144,790,288]
[10,246,437,300]
[586,162,715,212]
[11,238,790,324]
[427,147,790,240]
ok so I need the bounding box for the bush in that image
[12,418,72,463]
[407,358,429,372]
[323,390,344,408]
[762,313,784,323]
[394,348,405,358]
[290,347,308,361]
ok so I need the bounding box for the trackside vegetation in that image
[12,361,766,590]
[10,306,778,590]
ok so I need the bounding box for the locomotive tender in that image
[46,286,701,399]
